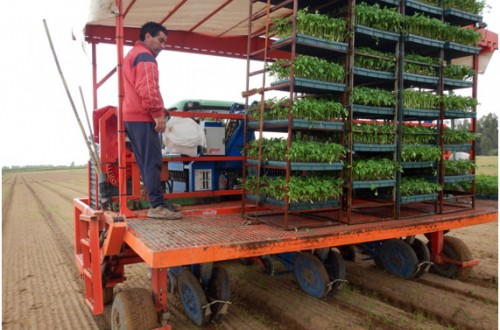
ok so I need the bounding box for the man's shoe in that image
[148,205,182,220]
[165,202,182,212]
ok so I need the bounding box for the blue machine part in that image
[293,252,330,299]
[379,239,418,279]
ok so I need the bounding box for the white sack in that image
[163,117,207,157]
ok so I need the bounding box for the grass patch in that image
[476,156,498,176]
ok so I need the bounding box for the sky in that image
[0,0,499,167]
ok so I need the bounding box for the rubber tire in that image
[294,252,330,299]
[324,250,346,295]
[337,245,356,262]
[207,266,231,323]
[410,238,430,278]
[103,287,114,305]
[380,239,419,279]
[111,288,159,330]
[178,270,210,326]
[429,236,473,280]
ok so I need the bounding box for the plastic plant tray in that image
[352,144,396,152]
[443,8,482,26]
[403,108,440,120]
[355,25,400,42]
[247,119,343,131]
[403,73,439,85]
[406,0,442,15]
[444,174,475,183]
[444,42,480,55]
[444,78,473,89]
[444,144,473,152]
[401,193,438,203]
[271,77,345,94]
[264,198,340,211]
[351,180,396,189]
[354,67,394,80]
[443,110,476,119]
[273,34,348,54]
[246,159,343,171]
[405,34,445,49]
[401,161,436,169]
[353,104,394,117]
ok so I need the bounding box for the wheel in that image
[103,287,114,305]
[337,245,356,262]
[429,236,473,280]
[324,250,346,295]
[178,270,210,326]
[258,255,275,275]
[294,252,330,299]
[379,239,419,279]
[111,288,159,330]
[410,238,431,278]
[207,266,231,323]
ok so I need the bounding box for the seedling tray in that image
[352,144,396,152]
[355,25,400,42]
[354,67,394,80]
[247,119,343,131]
[403,73,439,86]
[403,108,440,120]
[352,104,394,119]
[444,78,473,89]
[271,78,345,94]
[406,0,442,16]
[401,161,436,169]
[401,193,438,203]
[351,180,396,189]
[405,35,444,56]
[444,42,480,60]
[264,198,340,211]
[444,144,473,152]
[444,8,482,27]
[246,159,343,171]
[443,110,476,119]
[444,174,475,183]
[273,34,348,56]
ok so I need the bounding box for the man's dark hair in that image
[140,22,168,41]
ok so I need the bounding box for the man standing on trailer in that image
[123,21,182,220]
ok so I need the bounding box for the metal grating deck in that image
[124,200,497,267]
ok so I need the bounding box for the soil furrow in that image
[345,262,497,330]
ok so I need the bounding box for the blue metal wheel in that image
[178,270,209,326]
[294,252,330,299]
[380,239,418,279]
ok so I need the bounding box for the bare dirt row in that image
[2,169,498,329]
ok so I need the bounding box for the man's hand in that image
[153,116,166,133]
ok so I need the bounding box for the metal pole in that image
[43,19,101,175]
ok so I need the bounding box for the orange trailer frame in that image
[75,1,498,329]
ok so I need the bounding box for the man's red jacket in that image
[122,41,165,122]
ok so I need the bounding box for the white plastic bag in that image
[163,117,207,157]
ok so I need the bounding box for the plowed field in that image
[2,169,498,329]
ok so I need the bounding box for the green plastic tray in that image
[406,0,442,15]
[405,34,445,49]
[247,119,343,131]
[352,144,397,152]
[351,180,396,189]
[401,193,438,203]
[444,144,472,152]
[443,8,482,26]
[443,110,476,119]
[403,108,440,120]
[271,77,345,94]
[353,104,394,117]
[264,198,340,211]
[444,78,473,89]
[401,161,436,169]
[354,67,394,80]
[404,73,439,85]
[444,174,475,183]
[273,34,348,54]
[355,25,399,42]
[246,159,343,171]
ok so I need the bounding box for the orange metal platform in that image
[121,200,498,268]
